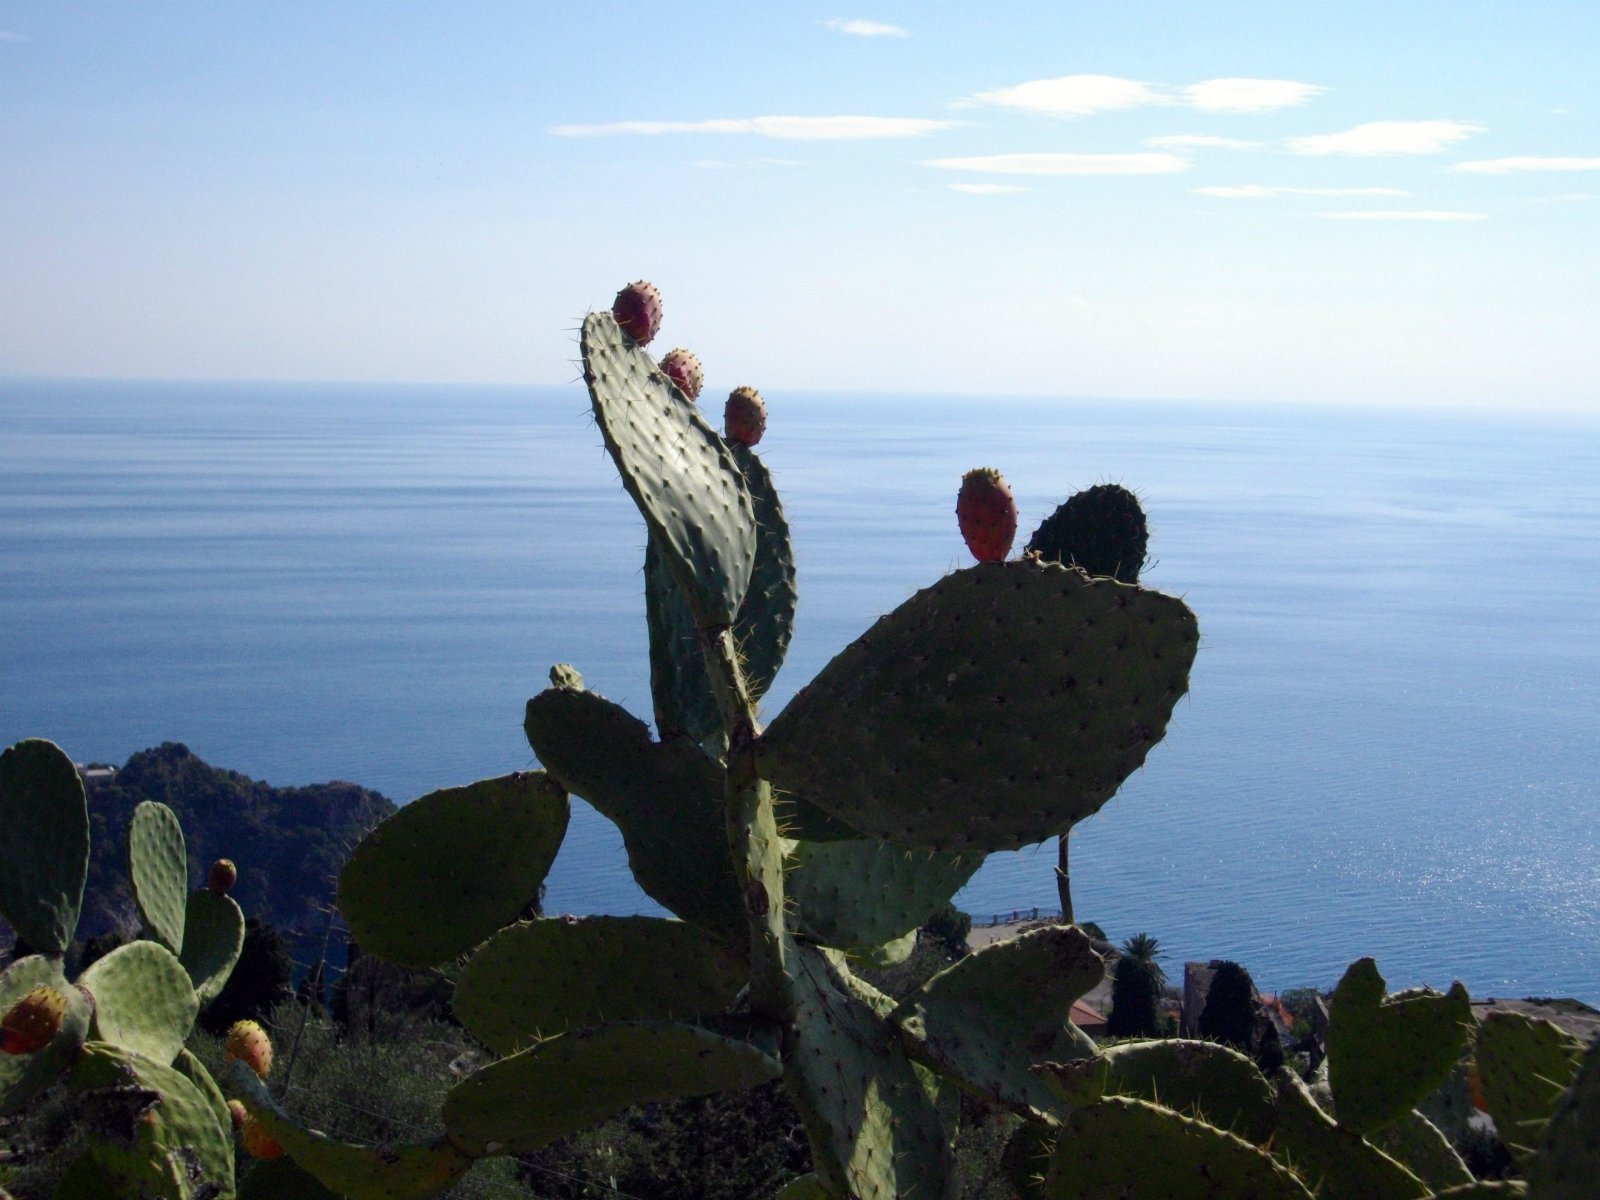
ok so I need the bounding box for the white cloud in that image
[968,74,1168,117]
[947,183,1030,194]
[1288,120,1485,156]
[1313,210,1486,221]
[1453,156,1600,174]
[825,18,909,38]
[1145,134,1261,150]
[925,152,1188,176]
[1194,185,1411,198]
[1185,78,1326,112]
[551,116,959,140]
[692,157,803,169]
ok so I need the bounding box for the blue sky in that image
[2,2,1597,409]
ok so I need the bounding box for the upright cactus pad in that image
[1524,1037,1600,1199]
[78,940,199,1066]
[1269,1067,1428,1200]
[1475,1010,1586,1161]
[784,839,981,953]
[180,888,247,1008]
[0,738,90,954]
[583,309,756,627]
[128,800,189,955]
[757,560,1198,851]
[1027,483,1149,583]
[339,772,570,967]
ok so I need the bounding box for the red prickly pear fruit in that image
[1,986,67,1055]
[238,1109,284,1160]
[659,348,704,400]
[208,858,237,896]
[225,1019,274,1080]
[611,280,663,346]
[724,387,767,447]
[227,1099,249,1132]
[956,468,1018,564]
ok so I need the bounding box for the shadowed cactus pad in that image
[757,560,1198,852]
[1475,1010,1586,1161]
[1027,483,1149,583]
[0,738,90,954]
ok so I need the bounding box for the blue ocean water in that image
[3,379,1597,1002]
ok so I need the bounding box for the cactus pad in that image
[784,943,954,1200]
[72,1041,235,1200]
[1475,1010,1585,1160]
[524,686,743,939]
[1268,1067,1428,1200]
[231,1060,471,1199]
[1523,1035,1600,1199]
[339,772,569,967]
[756,561,1198,852]
[893,926,1103,1117]
[770,1175,830,1200]
[1039,1039,1278,1143]
[1026,484,1149,583]
[583,310,756,626]
[179,888,246,1008]
[1042,1096,1313,1199]
[1326,958,1472,1135]
[78,940,199,1066]
[0,738,90,954]
[453,916,745,1055]
[441,1020,782,1156]
[1366,1108,1473,1192]
[785,839,982,952]
[238,1157,346,1200]
[127,800,190,955]
[0,955,90,1116]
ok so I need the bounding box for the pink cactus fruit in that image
[659,348,704,400]
[724,387,767,447]
[225,1019,274,1080]
[208,858,237,896]
[956,468,1018,564]
[1,986,67,1055]
[611,280,664,346]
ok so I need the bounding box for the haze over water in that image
[3,380,1596,1003]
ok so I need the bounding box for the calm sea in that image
[3,379,1597,1003]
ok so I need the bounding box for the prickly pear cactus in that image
[0,737,251,1198]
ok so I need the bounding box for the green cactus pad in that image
[72,1041,235,1200]
[0,955,90,1117]
[785,943,954,1200]
[231,1060,471,1199]
[1039,1039,1278,1143]
[1366,1108,1473,1192]
[51,1155,122,1199]
[770,1174,831,1200]
[1475,1010,1585,1161]
[1268,1065,1428,1200]
[785,839,982,952]
[582,309,756,627]
[238,1157,347,1200]
[1524,1036,1600,1199]
[773,792,862,842]
[892,926,1102,1118]
[78,939,199,1066]
[856,928,919,968]
[756,561,1198,852]
[339,771,569,967]
[179,889,246,1008]
[1326,959,1472,1135]
[441,1020,781,1156]
[1041,1096,1312,1198]
[524,686,744,939]
[128,800,190,955]
[173,1046,232,1137]
[0,738,90,954]
[453,916,746,1055]
[646,443,797,742]
[1001,1122,1055,1200]
[1026,484,1149,583]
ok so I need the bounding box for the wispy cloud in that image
[1184,78,1326,112]
[1145,134,1261,151]
[691,157,803,169]
[947,183,1030,194]
[0,29,26,42]
[925,152,1188,176]
[1288,120,1485,156]
[551,116,959,140]
[1195,185,1411,198]
[825,18,909,38]
[1313,210,1486,221]
[968,74,1166,117]
[1453,156,1600,174]
[964,74,1323,118]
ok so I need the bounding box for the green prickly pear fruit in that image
[659,347,704,400]
[0,985,67,1055]
[207,858,237,896]
[957,467,1017,563]
[611,280,663,346]
[225,1018,273,1079]
[725,386,767,446]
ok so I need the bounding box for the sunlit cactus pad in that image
[757,560,1198,852]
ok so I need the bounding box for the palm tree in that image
[1120,933,1167,993]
